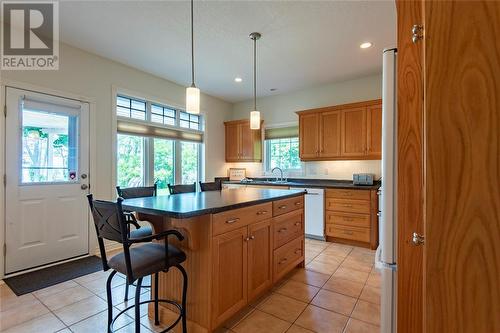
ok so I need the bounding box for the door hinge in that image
[412,24,424,43]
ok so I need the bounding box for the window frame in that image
[264,136,303,172]
[113,90,204,190]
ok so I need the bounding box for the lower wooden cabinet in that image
[211,203,304,328]
[325,188,379,249]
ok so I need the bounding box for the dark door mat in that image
[3,256,103,296]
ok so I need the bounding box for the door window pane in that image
[181,142,199,184]
[117,134,144,187]
[21,109,78,183]
[154,139,175,195]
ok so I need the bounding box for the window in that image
[115,94,203,191]
[116,134,144,187]
[265,137,301,171]
[151,104,176,126]
[179,111,201,130]
[116,95,146,120]
[21,108,79,183]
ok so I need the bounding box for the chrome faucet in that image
[271,167,284,182]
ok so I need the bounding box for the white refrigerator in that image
[376,47,398,333]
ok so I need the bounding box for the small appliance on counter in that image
[353,173,375,185]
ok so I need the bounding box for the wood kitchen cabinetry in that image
[211,197,304,328]
[325,188,378,249]
[297,99,381,160]
[224,119,262,162]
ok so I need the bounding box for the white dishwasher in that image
[291,187,325,240]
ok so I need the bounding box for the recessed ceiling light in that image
[360,42,373,49]
[234,77,243,83]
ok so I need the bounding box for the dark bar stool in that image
[167,183,196,194]
[87,195,188,333]
[199,180,222,192]
[116,184,157,301]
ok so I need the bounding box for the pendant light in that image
[249,32,261,130]
[186,0,200,114]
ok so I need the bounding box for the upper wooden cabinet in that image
[297,99,382,160]
[224,119,262,162]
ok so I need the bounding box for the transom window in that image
[116,95,146,120]
[180,111,200,130]
[151,104,176,126]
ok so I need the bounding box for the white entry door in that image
[5,87,90,274]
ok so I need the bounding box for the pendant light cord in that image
[253,37,257,110]
[190,0,195,87]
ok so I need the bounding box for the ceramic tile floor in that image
[0,240,380,333]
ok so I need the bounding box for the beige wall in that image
[1,42,233,200]
[231,74,382,180]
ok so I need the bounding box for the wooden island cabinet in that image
[123,188,305,333]
[297,99,382,160]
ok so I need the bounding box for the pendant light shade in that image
[186,85,200,114]
[249,32,261,130]
[186,0,200,114]
[250,110,260,129]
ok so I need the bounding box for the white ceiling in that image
[59,0,396,103]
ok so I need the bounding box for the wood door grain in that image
[299,113,319,159]
[341,107,367,157]
[396,1,424,332]
[366,103,382,158]
[212,227,248,327]
[247,219,273,300]
[319,110,342,158]
[225,122,240,162]
[424,1,500,332]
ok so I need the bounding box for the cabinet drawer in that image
[326,225,370,243]
[213,203,272,236]
[273,236,304,282]
[326,198,370,214]
[273,210,304,249]
[326,212,370,228]
[273,196,304,216]
[326,189,370,201]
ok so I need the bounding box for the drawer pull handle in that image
[294,222,301,226]
[226,218,240,224]
[256,210,268,215]
[344,231,354,235]
[279,205,287,209]
[294,202,302,206]
[278,227,288,233]
[294,249,301,254]
[279,258,288,265]
[343,204,353,208]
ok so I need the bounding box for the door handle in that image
[81,184,89,190]
[412,232,425,246]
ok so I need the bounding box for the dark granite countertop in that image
[222,178,381,190]
[122,187,306,219]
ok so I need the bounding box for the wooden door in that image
[424,1,500,332]
[396,1,424,332]
[225,123,240,162]
[299,113,319,159]
[212,227,248,326]
[366,104,382,158]
[319,110,341,158]
[247,220,273,300]
[341,107,367,157]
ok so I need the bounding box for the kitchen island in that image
[122,187,306,333]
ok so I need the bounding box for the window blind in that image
[264,126,299,140]
[117,119,203,143]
